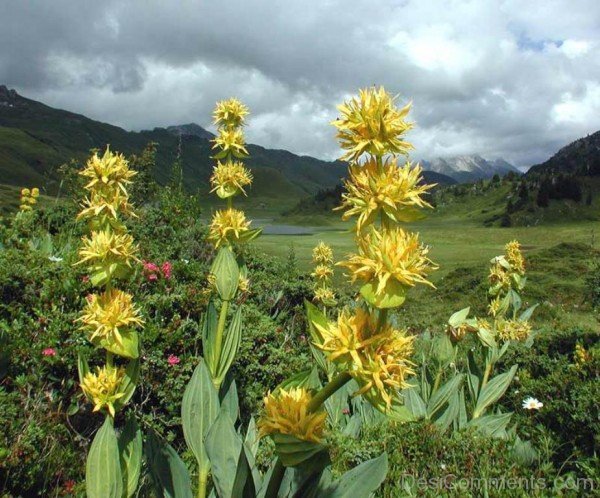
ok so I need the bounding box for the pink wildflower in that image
[42,347,56,357]
[148,273,158,281]
[143,261,160,272]
[167,354,180,366]
[161,261,172,279]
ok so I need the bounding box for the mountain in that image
[527,130,600,176]
[421,155,520,183]
[166,123,214,140]
[0,85,347,205]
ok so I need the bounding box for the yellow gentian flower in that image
[80,365,126,417]
[213,98,249,129]
[338,157,433,231]
[78,289,143,346]
[258,387,327,443]
[331,86,413,162]
[210,160,253,198]
[339,227,437,308]
[212,128,249,159]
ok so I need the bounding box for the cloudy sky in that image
[1,0,599,168]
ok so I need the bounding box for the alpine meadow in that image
[1,2,599,497]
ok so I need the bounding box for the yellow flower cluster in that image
[19,187,39,211]
[311,242,336,306]
[313,308,415,408]
[80,365,126,417]
[213,97,249,129]
[332,86,414,162]
[488,240,526,297]
[258,387,327,443]
[210,160,253,199]
[495,318,532,342]
[340,227,437,308]
[76,147,142,418]
[78,147,137,226]
[338,157,433,232]
[78,289,143,346]
[207,208,254,248]
[208,98,260,248]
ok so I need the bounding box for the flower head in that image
[311,264,334,281]
[313,287,336,305]
[212,128,249,159]
[522,397,543,410]
[78,289,143,347]
[213,98,249,129]
[79,147,136,197]
[77,230,139,284]
[207,208,258,247]
[313,308,415,408]
[77,190,135,224]
[331,86,413,162]
[339,227,437,308]
[338,157,433,231]
[80,365,126,417]
[161,261,172,280]
[210,160,253,198]
[505,240,525,275]
[312,242,334,265]
[496,318,532,342]
[167,354,181,366]
[258,387,327,443]
[42,347,57,357]
[19,187,39,211]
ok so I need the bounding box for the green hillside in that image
[0,85,345,205]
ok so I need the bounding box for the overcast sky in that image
[1,0,599,168]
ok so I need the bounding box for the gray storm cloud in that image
[1,0,599,167]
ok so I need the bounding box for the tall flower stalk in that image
[180,98,261,498]
[258,87,437,487]
[75,147,144,498]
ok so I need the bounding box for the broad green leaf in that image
[305,300,327,345]
[77,352,90,386]
[220,377,240,423]
[94,328,139,359]
[360,280,406,309]
[448,307,470,327]
[279,449,331,498]
[458,387,468,430]
[272,434,326,467]
[467,412,513,438]
[277,366,321,392]
[119,417,142,498]
[231,445,257,498]
[433,334,454,366]
[181,359,220,475]
[244,417,260,458]
[473,365,518,418]
[519,304,538,322]
[205,410,243,498]
[215,306,243,384]
[211,247,239,300]
[86,416,122,498]
[433,391,459,431]
[115,359,139,411]
[477,326,497,349]
[402,385,426,419]
[145,431,193,498]
[319,453,388,497]
[426,374,463,419]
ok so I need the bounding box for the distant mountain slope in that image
[527,130,600,176]
[422,155,520,183]
[0,85,346,201]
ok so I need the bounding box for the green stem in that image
[227,197,233,209]
[432,367,443,393]
[307,372,352,413]
[481,360,493,390]
[197,470,208,498]
[106,351,114,369]
[377,308,388,331]
[212,300,230,387]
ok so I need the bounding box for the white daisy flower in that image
[522,397,543,410]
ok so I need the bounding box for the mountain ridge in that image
[421,154,520,183]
